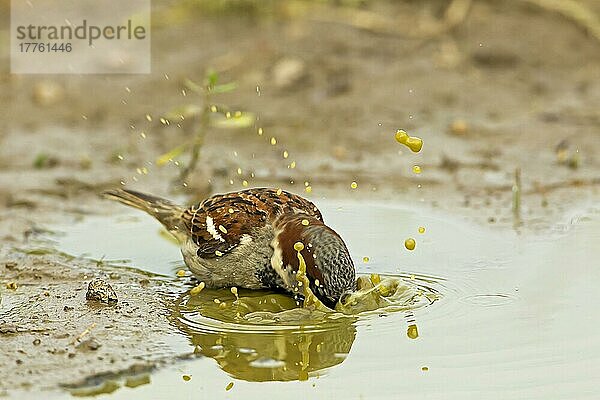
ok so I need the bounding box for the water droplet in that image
[407,324,419,339]
[418,226,425,234]
[257,127,263,136]
[283,150,289,159]
[350,181,358,189]
[412,165,422,174]
[405,238,416,251]
[394,130,423,153]
[294,242,304,251]
[242,180,249,187]
[270,137,277,145]
[225,382,234,391]
[145,114,152,122]
[370,273,381,285]
[305,186,312,194]
[301,219,309,226]
[182,375,191,381]
[176,269,186,277]
[363,256,369,263]
[190,282,205,296]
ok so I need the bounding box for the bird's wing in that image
[181,188,323,259]
[238,188,324,221]
[181,192,267,259]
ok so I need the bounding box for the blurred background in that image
[1,0,599,226]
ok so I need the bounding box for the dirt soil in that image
[1,0,599,395]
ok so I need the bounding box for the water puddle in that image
[48,200,600,399]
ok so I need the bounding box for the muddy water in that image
[52,200,600,399]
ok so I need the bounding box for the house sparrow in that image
[103,188,356,308]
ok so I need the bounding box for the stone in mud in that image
[0,324,18,334]
[272,58,307,90]
[76,337,102,351]
[86,279,118,304]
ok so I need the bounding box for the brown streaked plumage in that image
[103,187,356,308]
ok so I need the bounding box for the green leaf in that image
[206,69,219,87]
[156,145,186,166]
[163,104,203,120]
[211,112,255,129]
[33,153,48,169]
[210,82,237,93]
[184,78,203,94]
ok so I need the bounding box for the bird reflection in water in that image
[171,288,356,382]
[170,273,440,382]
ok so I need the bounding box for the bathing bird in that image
[103,188,356,308]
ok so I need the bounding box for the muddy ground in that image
[1,0,599,396]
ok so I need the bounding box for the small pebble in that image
[86,279,118,304]
[449,119,468,135]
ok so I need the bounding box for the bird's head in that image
[274,214,356,309]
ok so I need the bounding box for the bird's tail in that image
[102,189,185,233]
